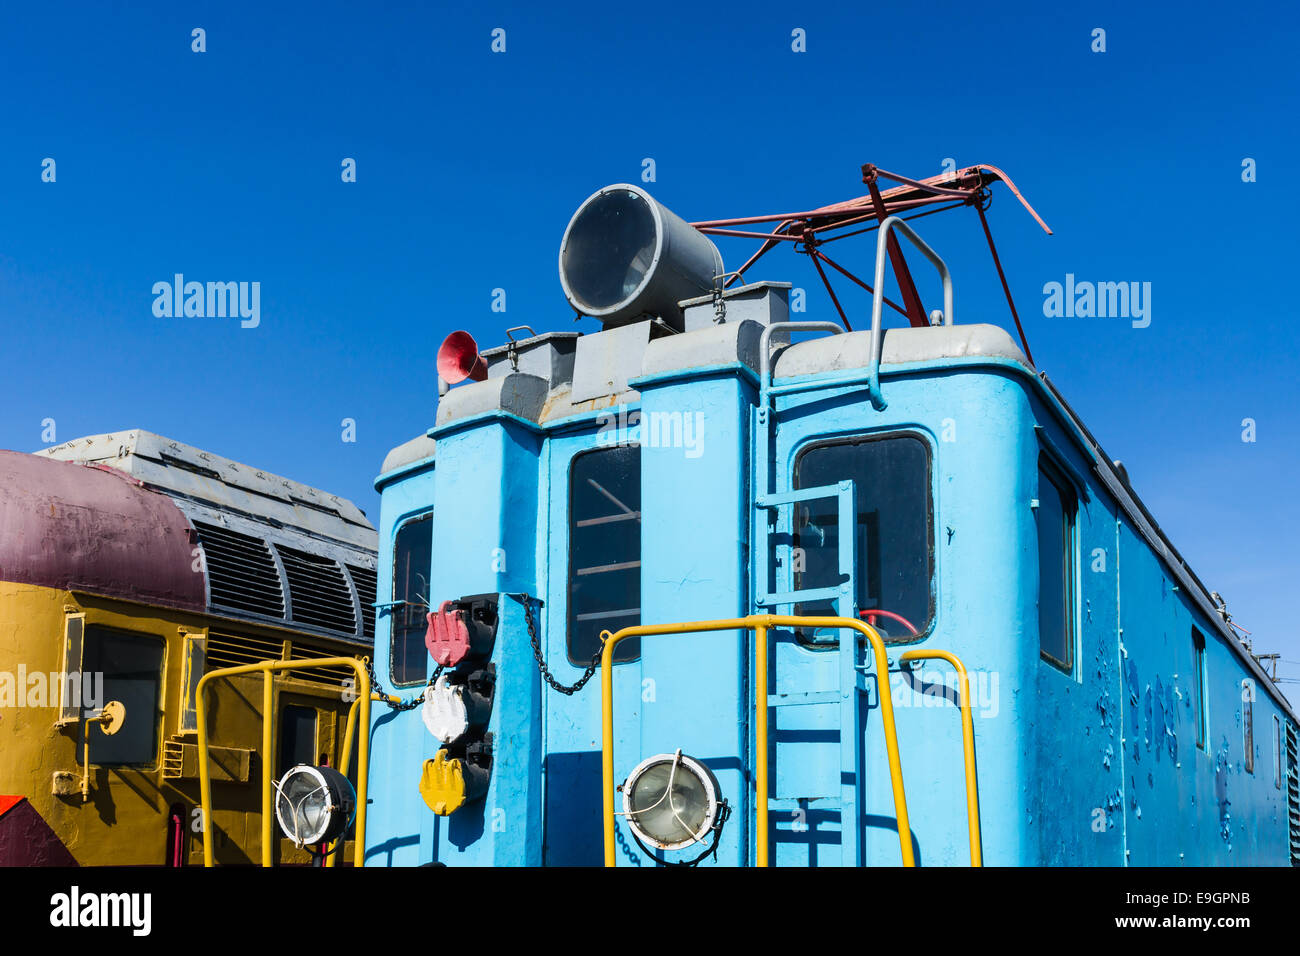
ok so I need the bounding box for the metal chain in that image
[367,595,601,702]
[519,594,604,695]
[362,654,444,711]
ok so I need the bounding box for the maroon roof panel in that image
[0,450,206,612]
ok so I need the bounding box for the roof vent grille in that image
[277,545,357,635]
[347,565,377,641]
[193,521,285,618]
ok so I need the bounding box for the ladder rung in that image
[768,797,841,811]
[756,483,846,509]
[768,691,841,707]
[757,586,845,606]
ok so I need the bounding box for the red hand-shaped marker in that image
[425,601,471,667]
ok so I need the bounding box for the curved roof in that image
[37,430,373,549]
[0,450,205,611]
[379,433,437,478]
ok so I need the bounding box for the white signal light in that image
[422,674,471,744]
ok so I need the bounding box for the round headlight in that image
[422,674,470,744]
[621,751,722,851]
[274,764,356,847]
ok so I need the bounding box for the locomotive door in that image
[542,442,643,865]
[757,427,937,866]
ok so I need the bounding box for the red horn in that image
[437,330,487,385]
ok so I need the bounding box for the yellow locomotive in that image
[0,431,376,865]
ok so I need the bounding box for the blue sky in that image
[2,1,1297,686]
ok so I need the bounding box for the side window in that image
[792,434,934,643]
[58,612,85,725]
[81,627,165,767]
[277,704,317,778]
[391,514,433,687]
[1242,679,1255,774]
[1036,456,1076,673]
[1192,628,1208,751]
[1275,715,1283,790]
[568,445,641,664]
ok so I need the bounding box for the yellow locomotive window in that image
[81,627,164,767]
[57,613,86,725]
[178,633,207,735]
[278,705,318,778]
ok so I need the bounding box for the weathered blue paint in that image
[633,371,756,867]
[367,457,435,867]
[366,341,1297,866]
[539,422,643,866]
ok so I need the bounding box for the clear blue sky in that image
[2,2,1297,687]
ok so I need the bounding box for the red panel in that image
[0,450,205,612]
[0,795,23,819]
[425,601,471,667]
[0,799,79,866]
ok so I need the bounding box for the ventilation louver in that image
[205,632,357,689]
[348,565,377,640]
[193,521,286,619]
[278,545,357,636]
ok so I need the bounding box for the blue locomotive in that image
[351,165,1299,866]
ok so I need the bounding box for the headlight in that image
[274,765,356,847]
[621,750,722,851]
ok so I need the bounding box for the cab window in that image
[568,445,641,664]
[792,434,934,643]
[391,513,432,687]
[1036,456,1076,672]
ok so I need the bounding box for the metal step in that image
[768,797,841,811]
[768,690,841,708]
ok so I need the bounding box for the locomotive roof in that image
[0,450,206,612]
[14,432,377,643]
[37,430,373,550]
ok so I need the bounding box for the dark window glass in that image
[568,445,641,664]
[1275,716,1283,789]
[81,627,164,767]
[1243,681,1255,774]
[1036,458,1075,671]
[1193,628,1207,750]
[792,435,933,643]
[391,514,432,686]
[277,705,317,778]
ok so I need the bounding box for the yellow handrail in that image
[600,614,915,868]
[323,690,401,867]
[196,657,372,868]
[754,623,769,865]
[899,648,983,866]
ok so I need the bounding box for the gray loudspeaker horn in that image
[559,183,723,331]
